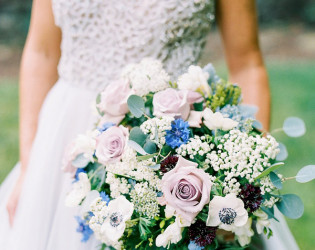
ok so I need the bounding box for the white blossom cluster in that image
[121,58,170,96]
[105,173,131,198]
[176,135,215,169]
[140,116,174,147]
[263,196,279,208]
[130,182,160,218]
[89,198,111,243]
[105,146,162,198]
[260,176,277,195]
[206,130,280,194]
[222,178,241,194]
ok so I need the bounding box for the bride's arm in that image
[216,0,270,130]
[7,0,61,226]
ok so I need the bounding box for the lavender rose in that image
[97,79,133,124]
[153,88,203,120]
[95,125,128,164]
[160,156,212,223]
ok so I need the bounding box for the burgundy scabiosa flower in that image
[238,184,263,213]
[160,155,179,174]
[189,220,217,247]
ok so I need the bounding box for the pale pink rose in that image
[153,88,203,120]
[97,79,133,124]
[187,111,203,128]
[160,156,212,223]
[95,125,128,164]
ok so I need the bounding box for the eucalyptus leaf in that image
[269,172,283,189]
[136,153,158,161]
[276,194,304,219]
[239,104,258,119]
[276,142,288,161]
[296,165,315,183]
[72,153,90,168]
[143,140,157,154]
[252,120,263,130]
[127,140,147,155]
[283,117,306,137]
[260,206,279,222]
[129,127,148,146]
[127,95,145,118]
[255,162,284,180]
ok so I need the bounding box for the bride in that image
[0,0,299,249]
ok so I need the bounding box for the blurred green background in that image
[0,0,314,249]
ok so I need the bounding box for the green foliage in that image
[143,140,158,154]
[127,95,145,118]
[260,206,279,222]
[276,194,304,219]
[269,171,283,189]
[207,81,241,111]
[295,165,315,183]
[129,127,148,146]
[255,162,284,180]
[257,0,315,26]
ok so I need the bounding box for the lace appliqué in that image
[52,0,215,91]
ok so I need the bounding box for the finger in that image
[7,205,15,227]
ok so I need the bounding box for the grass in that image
[0,61,314,249]
[0,78,19,183]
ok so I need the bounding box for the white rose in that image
[156,218,183,248]
[65,173,91,207]
[203,108,238,131]
[254,209,270,234]
[233,217,254,247]
[177,65,211,97]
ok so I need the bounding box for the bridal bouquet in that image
[63,58,313,249]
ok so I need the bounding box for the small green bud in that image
[159,220,165,228]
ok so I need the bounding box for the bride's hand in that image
[6,174,25,227]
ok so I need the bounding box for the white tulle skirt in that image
[0,80,299,250]
[0,80,100,250]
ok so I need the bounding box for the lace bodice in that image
[52,0,215,91]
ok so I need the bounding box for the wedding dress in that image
[0,0,299,249]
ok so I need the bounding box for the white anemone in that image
[100,196,134,245]
[206,193,248,231]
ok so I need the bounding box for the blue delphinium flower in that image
[100,191,110,205]
[75,216,93,242]
[188,241,204,250]
[74,168,86,183]
[165,118,190,149]
[97,122,115,133]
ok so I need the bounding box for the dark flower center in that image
[110,212,123,227]
[219,208,237,225]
